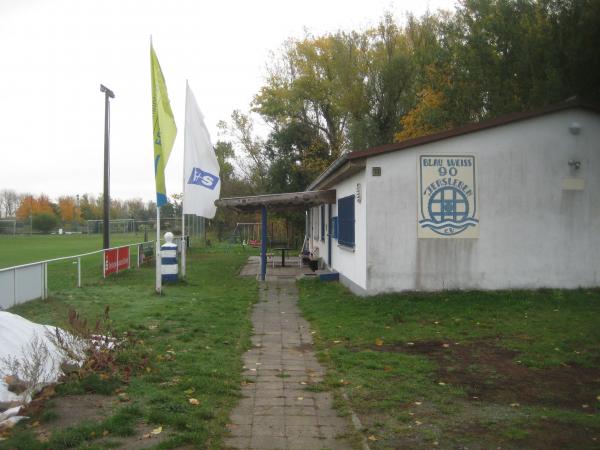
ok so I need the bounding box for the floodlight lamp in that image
[100,84,115,98]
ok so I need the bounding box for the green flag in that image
[150,43,177,207]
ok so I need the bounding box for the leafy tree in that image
[253,32,365,157]
[265,121,331,192]
[16,194,55,220]
[348,13,415,150]
[57,196,81,223]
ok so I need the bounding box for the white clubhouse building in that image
[306,99,600,295]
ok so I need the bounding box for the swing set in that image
[232,222,262,248]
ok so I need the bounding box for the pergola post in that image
[260,205,267,281]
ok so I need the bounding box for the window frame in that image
[337,195,355,248]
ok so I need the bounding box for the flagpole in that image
[181,81,188,278]
[181,211,186,277]
[156,205,162,294]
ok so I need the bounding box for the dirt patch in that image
[375,339,600,410]
[23,394,171,449]
[448,418,600,450]
[38,394,116,429]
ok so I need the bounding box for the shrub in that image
[32,212,58,233]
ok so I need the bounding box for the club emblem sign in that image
[418,155,479,238]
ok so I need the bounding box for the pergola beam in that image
[215,189,336,213]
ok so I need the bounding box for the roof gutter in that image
[306,153,349,191]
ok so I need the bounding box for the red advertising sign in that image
[103,246,130,277]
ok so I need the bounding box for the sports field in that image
[0,234,149,269]
[0,233,159,294]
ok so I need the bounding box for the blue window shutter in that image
[337,195,355,247]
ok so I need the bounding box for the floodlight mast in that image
[100,84,115,249]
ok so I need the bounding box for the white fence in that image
[0,240,161,310]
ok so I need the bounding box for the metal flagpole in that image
[181,211,186,277]
[181,81,188,278]
[156,206,161,294]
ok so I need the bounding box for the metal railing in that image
[0,240,158,310]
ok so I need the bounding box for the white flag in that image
[183,82,220,218]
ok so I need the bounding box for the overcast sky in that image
[0,0,456,202]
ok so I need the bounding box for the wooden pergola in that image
[215,190,336,280]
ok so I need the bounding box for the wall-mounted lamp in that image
[569,122,581,135]
[568,159,581,170]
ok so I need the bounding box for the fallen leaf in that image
[368,435,379,441]
[406,342,414,346]
[31,421,40,428]
[142,433,152,439]
[102,430,109,436]
[333,340,341,344]
[415,420,422,426]
[582,404,589,408]
[184,388,195,395]
[297,397,303,400]
[375,338,384,347]
[442,343,450,348]
[383,366,392,372]
[510,403,520,407]
[414,401,422,406]
[438,382,446,386]
[151,426,162,435]
[189,398,200,405]
[596,395,600,401]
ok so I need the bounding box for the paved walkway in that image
[225,268,353,450]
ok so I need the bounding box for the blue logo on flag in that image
[187,167,219,190]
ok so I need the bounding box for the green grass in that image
[1,244,258,449]
[298,280,600,449]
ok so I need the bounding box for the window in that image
[330,217,338,239]
[320,205,325,241]
[337,195,355,248]
[312,207,319,240]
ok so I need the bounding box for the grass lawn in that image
[1,244,257,449]
[298,280,600,450]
